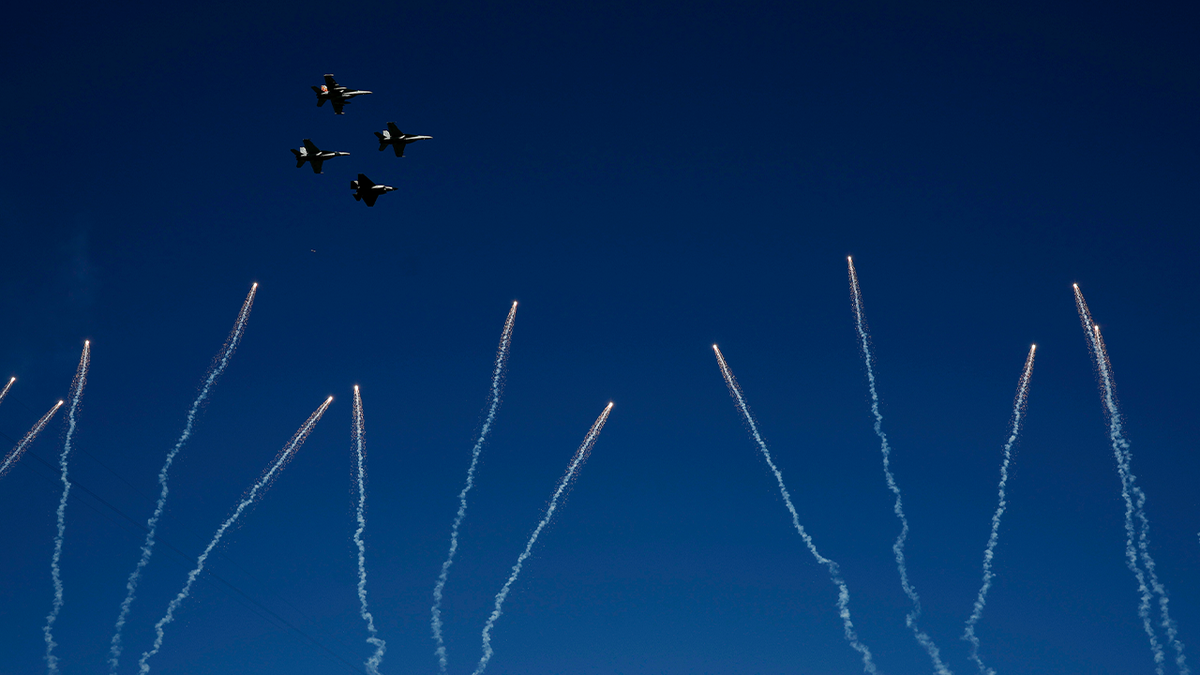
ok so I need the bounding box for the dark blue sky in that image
[2,1,1198,673]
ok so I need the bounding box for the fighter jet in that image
[351,174,396,207]
[312,74,372,114]
[291,139,350,174]
[374,122,432,157]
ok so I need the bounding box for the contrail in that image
[962,345,1037,675]
[0,400,64,481]
[431,301,518,673]
[847,258,952,675]
[1075,285,1188,675]
[353,385,386,675]
[44,341,91,675]
[713,345,878,673]
[0,376,14,408]
[108,283,257,673]
[137,395,333,674]
[473,402,612,675]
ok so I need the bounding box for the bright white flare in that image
[0,400,65,480]
[713,345,878,674]
[473,403,613,675]
[0,376,15,408]
[962,345,1037,675]
[44,342,91,675]
[352,386,386,675]
[108,284,258,673]
[137,396,333,674]
[848,258,953,675]
[431,302,519,674]
[1075,286,1188,675]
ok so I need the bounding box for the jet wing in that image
[356,174,375,188]
[324,74,340,89]
[387,122,402,136]
[331,100,345,114]
[393,143,406,157]
[302,139,320,154]
[310,159,324,174]
[363,193,379,207]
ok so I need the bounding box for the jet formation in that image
[294,74,431,206]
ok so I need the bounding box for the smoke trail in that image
[137,396,333,674]
[0,376,14,408]
[353,386,386,675]
[473,402,612,675]
[1075,286,1188,675]
[847,258,952,675]
[44,341,90,675]
[0,400,65,480]
[962,345,1037,675]
[431,301,518,673]
[108,283,257,673]
[713,345,878,673]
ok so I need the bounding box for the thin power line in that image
[2,421,368,675]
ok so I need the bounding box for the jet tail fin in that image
[291,148,305,168]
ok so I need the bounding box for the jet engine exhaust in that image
[1075,285,1188,675]
[108,283,257,674]
[962,344,1037,675]
[353,386,386,675]
[137,395,333,674]
[431,302,519,674]
[713,345,878,674]
[473,402,613,675]
[848,258,952,675]
[43,341,91,675]
[0,399,64,481]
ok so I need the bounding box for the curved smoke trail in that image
[353,386,386,675]
[44,341,90,675]
[847,259,952,675]
[1075,286,1188,675]
[473,402,612,675]
[431,302,518,673]
[0,376,14,408]
[138,396,333,674]
[0,400,64,481]
[962,345,1037,675]
[713,345,878,673]
[108,283,257,673]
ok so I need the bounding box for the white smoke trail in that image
[137,396,333,674]
[713,345,878,673]
[0,376,14,408]
[43,341,90,675]
[1075,286,1188,675]
[353,385,386,675]
[431,302,518,673]
[962,345,1037,675]
[108,283,257,673]
[0,400,65,480]
[847,258,952,675]
[473,402,612,675]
